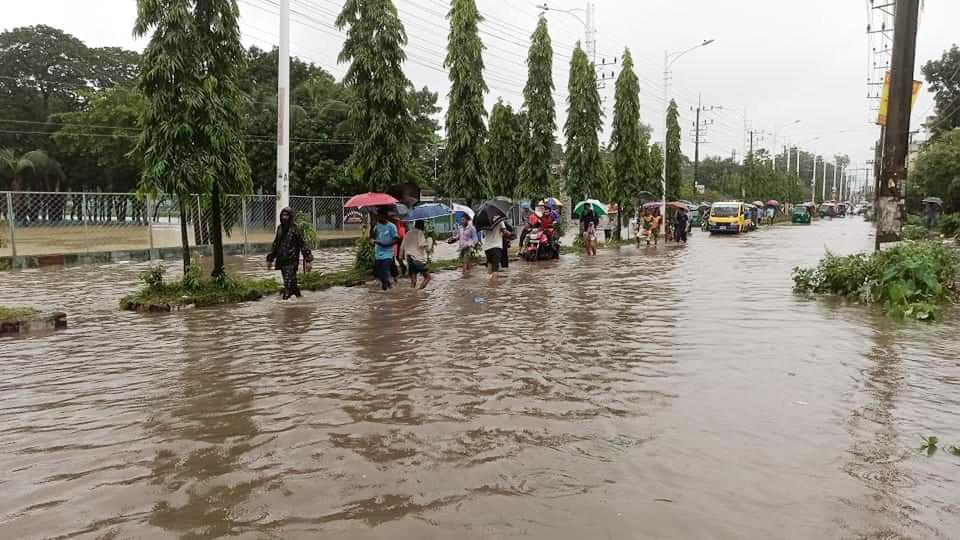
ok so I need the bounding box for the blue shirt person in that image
[371,213,398,290]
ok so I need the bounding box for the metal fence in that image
[0,191,361,260]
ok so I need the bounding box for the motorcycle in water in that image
[521,226,560,261]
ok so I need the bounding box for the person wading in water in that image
[266,207,313,299]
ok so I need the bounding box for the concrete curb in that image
[0,312,67,336]
[0,237,359,270]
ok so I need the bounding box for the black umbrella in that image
[474,200,510,230]
[923,196,944,207]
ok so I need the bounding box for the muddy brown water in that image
[1,218,959,539]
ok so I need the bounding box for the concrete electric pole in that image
[876,0,920,249]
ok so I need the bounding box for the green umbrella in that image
[574,199,608,217]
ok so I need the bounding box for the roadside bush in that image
[181,263,204,291]
[793,241,960,321]
[902,224,929,241]
[941,213,960,238]
[353,235,374,273]
[296,213,320,249]
[139,264,166,289]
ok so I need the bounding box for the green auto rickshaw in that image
[791,205,811,224]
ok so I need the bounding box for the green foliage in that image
[406,85,442,188]
[793,241,960,321]
[902,224,929,241]
[485,100,525,198]
[353,234,375,273]
[0,148,65,191]
[0,306,39,321]
[139,264,166,289]
[921,45,960,137]
[336,0,413,191]
[912,129,960,212]
[608,49,649,213]
[649,143,664,196]
[563,44,604,202]
[950,445,960,456]
[665,99,683,201]
[181,263,204,292]
[134,0,252,198]
[122,269,279,310]
[921,436,939,456]
[940,213,960,237]
[53,85,143,192]
[518,17,556,199]
[442,0,487,201]
[296,213,320,250]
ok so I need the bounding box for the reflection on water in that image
[1,218,959,539]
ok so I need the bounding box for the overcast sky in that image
[6,0,960,189]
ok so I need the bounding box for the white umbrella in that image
[452,203,475,219]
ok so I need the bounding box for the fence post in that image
[311,197,317,230]
[81,192,89,254]
[241,195,249,254]
[146,195,155,258]
[5,192,17,262]
[341,197,346,231]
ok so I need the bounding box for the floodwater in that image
[2,218,959,539]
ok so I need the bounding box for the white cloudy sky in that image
[5,0,960,188]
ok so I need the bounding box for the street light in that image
[661,39,714,236]
[773,119,802,171]
[538,3,596,63]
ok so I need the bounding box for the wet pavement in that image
[1,217,959,539]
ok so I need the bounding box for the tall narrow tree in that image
[519,17,555,200]
[608,48,647,239]
[443,0,487,202]
[485,99,526,197]
[134,0,252,277]
[665,99,683,201]
[336,0,412,191]
[564,43,604,203]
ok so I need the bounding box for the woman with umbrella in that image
[448,213,478,275]
[924,197,943,229]
[575,201,602,256]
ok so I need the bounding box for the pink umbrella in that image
[344,192,398,208]
[766,199,780,207]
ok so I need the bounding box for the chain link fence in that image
[0,191,356,261]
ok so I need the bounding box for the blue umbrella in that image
[404,202,452,222]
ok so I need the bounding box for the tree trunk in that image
[178,195,192,273]
[615,201,623,242]
[210,183,225,279]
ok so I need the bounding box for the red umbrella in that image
[766,199,780,207]
[344,192,398,208]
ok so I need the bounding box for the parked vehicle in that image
[708,202,748,234]
[791,206,811,224]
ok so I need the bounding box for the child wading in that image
[266,207,313,299]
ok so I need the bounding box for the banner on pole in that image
[877,71,922,126]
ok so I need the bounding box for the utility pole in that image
[811,155,819,205]
[275,0,291,227]
[833,159,838,200]
[822,161,828,202]
[876,0,920,249]
[746,128,762,199]
[691,94,714,193]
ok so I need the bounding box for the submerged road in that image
[1,217,959,539]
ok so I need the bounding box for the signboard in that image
[877,71,921,126]
[344,210,363,225]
